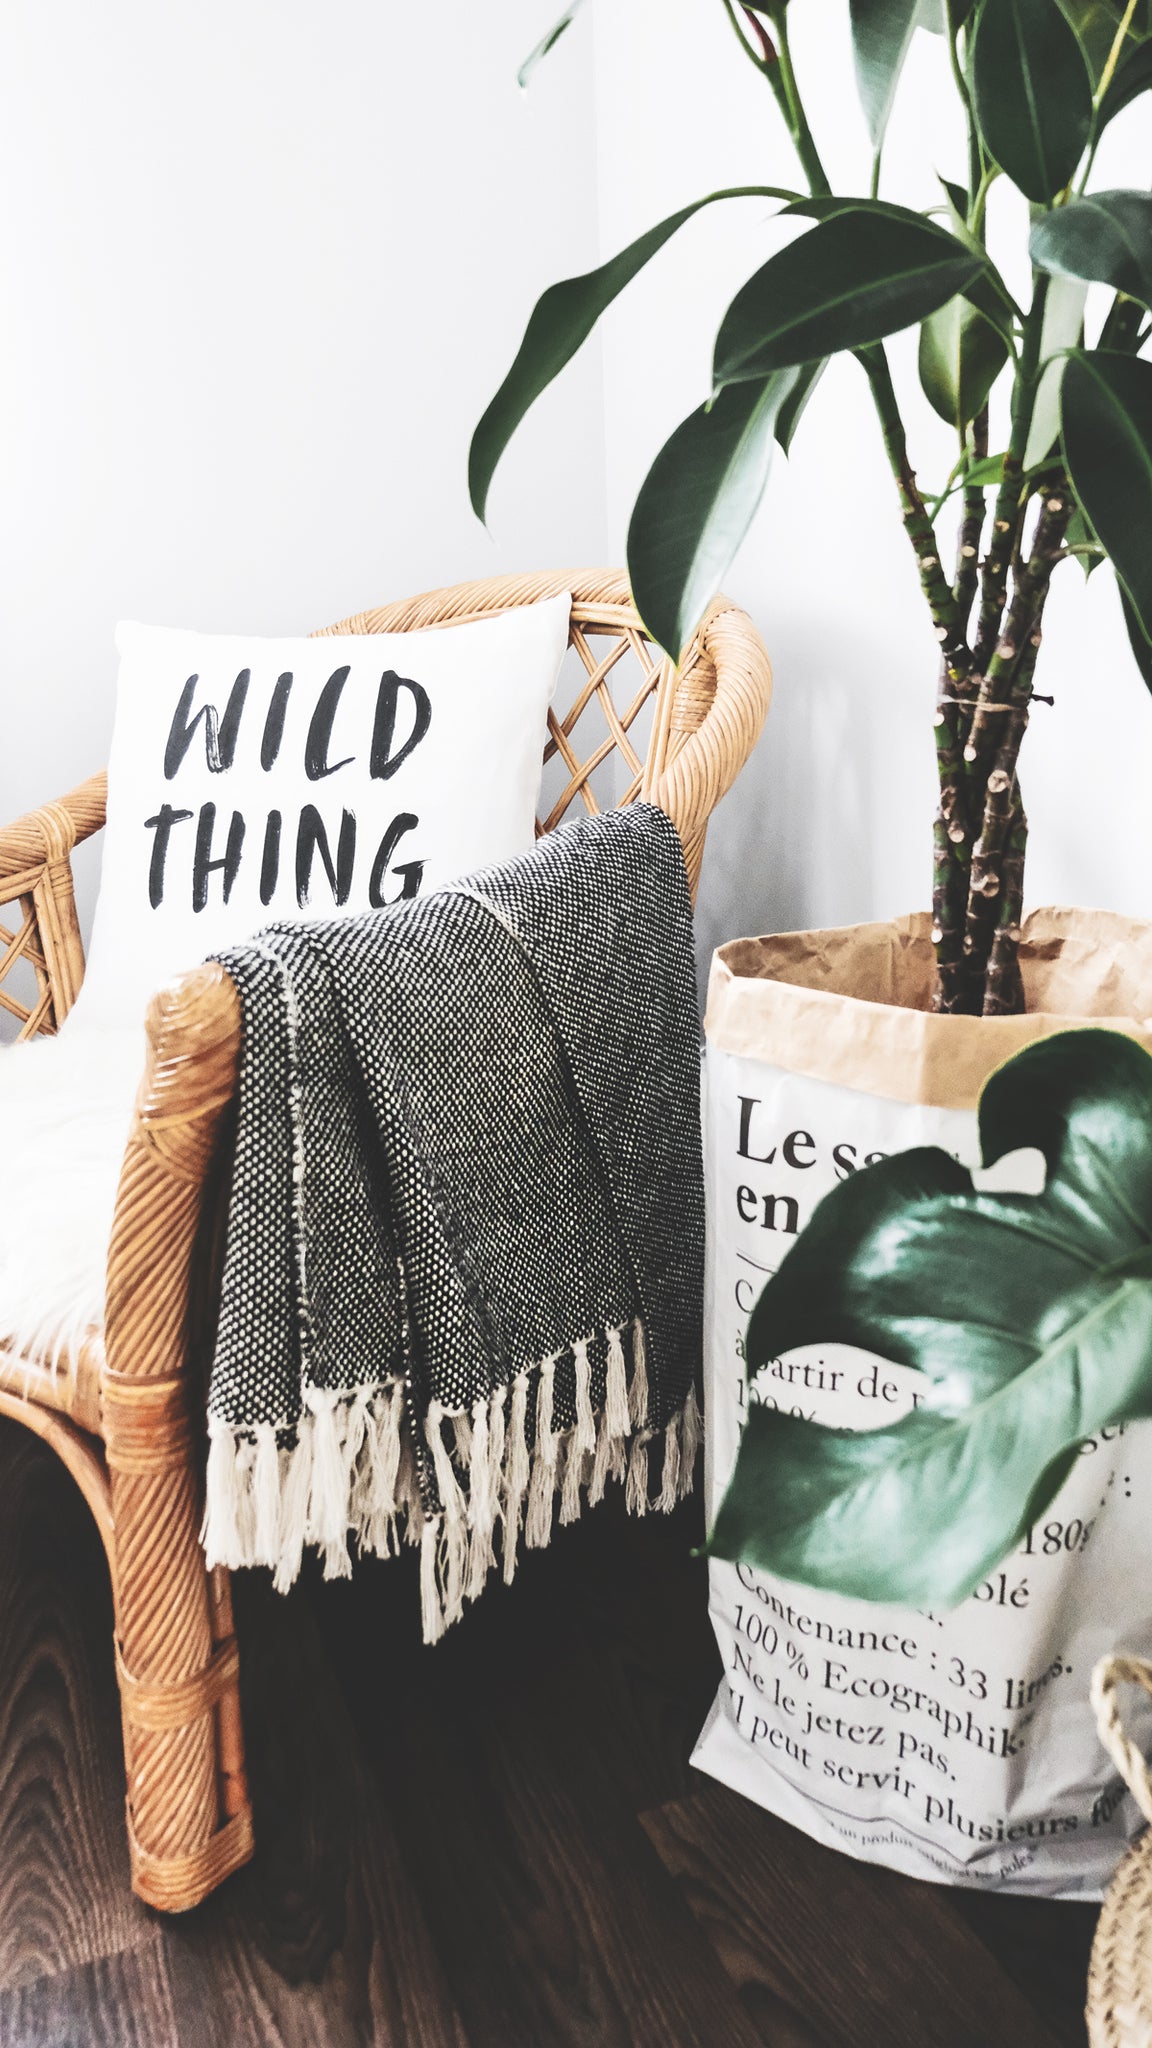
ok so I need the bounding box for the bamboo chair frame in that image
[0,569,771,1912]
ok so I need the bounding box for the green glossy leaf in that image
[1057,0,1131,75]
[782,194,1020,337]
[1031,192,1152,312]
[708,1030,1152,1606]
[918,296,1010,432]
[1022,272,1087,470]
[972,0,1092,203]
[713,211,982,387]
[626,371,799,660]
[1101,37,1152,126]
[1121,584,1152,690]
[965,450,1010,484]
[1061,348,1152,641]
[468,184,801,522]
[517,0,587,88]
[850,0,923,144]
[775,356,827,454]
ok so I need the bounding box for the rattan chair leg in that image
[102,964,252,1912]
[107,1460,253,1911]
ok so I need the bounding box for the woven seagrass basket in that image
[1088,1657,1152,2047]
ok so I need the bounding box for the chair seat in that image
[0,1024,141,1406]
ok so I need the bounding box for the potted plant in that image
[472,0,1152,1894]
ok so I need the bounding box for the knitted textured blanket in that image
[202,802,704,1641]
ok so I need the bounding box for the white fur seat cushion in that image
[0,1024,143,1364]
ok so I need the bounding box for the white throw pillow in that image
[72,593,571,1028]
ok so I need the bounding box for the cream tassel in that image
[202,1420,244,1568]
[470,1385,506,1599]
[658,1413,681,1513]
[605,1323,631,1440]
[452,1410,474,1468]
[274,1410,314,1593]
[349,1382,403,1557]
[573,1338,596,1455]
[626,1430,651,1517]
[439,1511,468,1628]
[252,1422,282,1568]
[425,1402,468,1626]
[425,1401,468,1526]
[467,1394,495,1601]
[560,1431,585,1525]
[629,1317,649,1428]
[488,1384,507,1508]
[503,1372,531,1584]
[394,1415,424,1546]
[525,1354,558,1549]
[679,1384,702,1498]
[305,1387,357,1579]
[421,1516,445,1644]
[588,1404,613,1506]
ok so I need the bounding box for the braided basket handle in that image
[1092,1655,1152,1825]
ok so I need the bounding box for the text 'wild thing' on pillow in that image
[73,595,572,1029]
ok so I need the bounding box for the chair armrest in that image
[104,962,242,1379]
[102,962,241,1515]
[644,598,772,895]
[0,772,108,883]
[0,773,107,1034]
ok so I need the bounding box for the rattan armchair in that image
[0,570,772,1913]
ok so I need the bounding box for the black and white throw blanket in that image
[202,802,704,1642]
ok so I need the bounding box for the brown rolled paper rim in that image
[705,906,1152,1111]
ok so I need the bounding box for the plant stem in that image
[1077,0,1140,191]
[962,487,1072,991]
[928,414,990,1015]
[984,797,1028,1015]
[953,411,989,632]
[974,273,1049,672]
[718,0,774,76]
[859,347,964,652]
[1097,0,1140,105]
[773,8,832,196]
[969,164,998,239]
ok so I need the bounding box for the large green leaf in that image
[972,0,1093,203]
[468,184,800,521]
[1031,191,1152,311]
[775,356,828,454]
[781,194,1019,338]
[1062,348,1152,641]
[1022,271,1087,470]
[625,371,799,660]
[850,0,923,144]
[918,295,1010,432]
[1059,0,1152,79]
[713,211,982,387]
[708,1030,1152,1607]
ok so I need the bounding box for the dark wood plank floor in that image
[0,1419,1099,2048]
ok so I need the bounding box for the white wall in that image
[0,0,607,940]
[590,1,1152,972]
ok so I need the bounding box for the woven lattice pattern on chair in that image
[0,894,55,1039]
[539,617,666,835]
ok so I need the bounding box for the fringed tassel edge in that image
[201,1319,702,1647]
